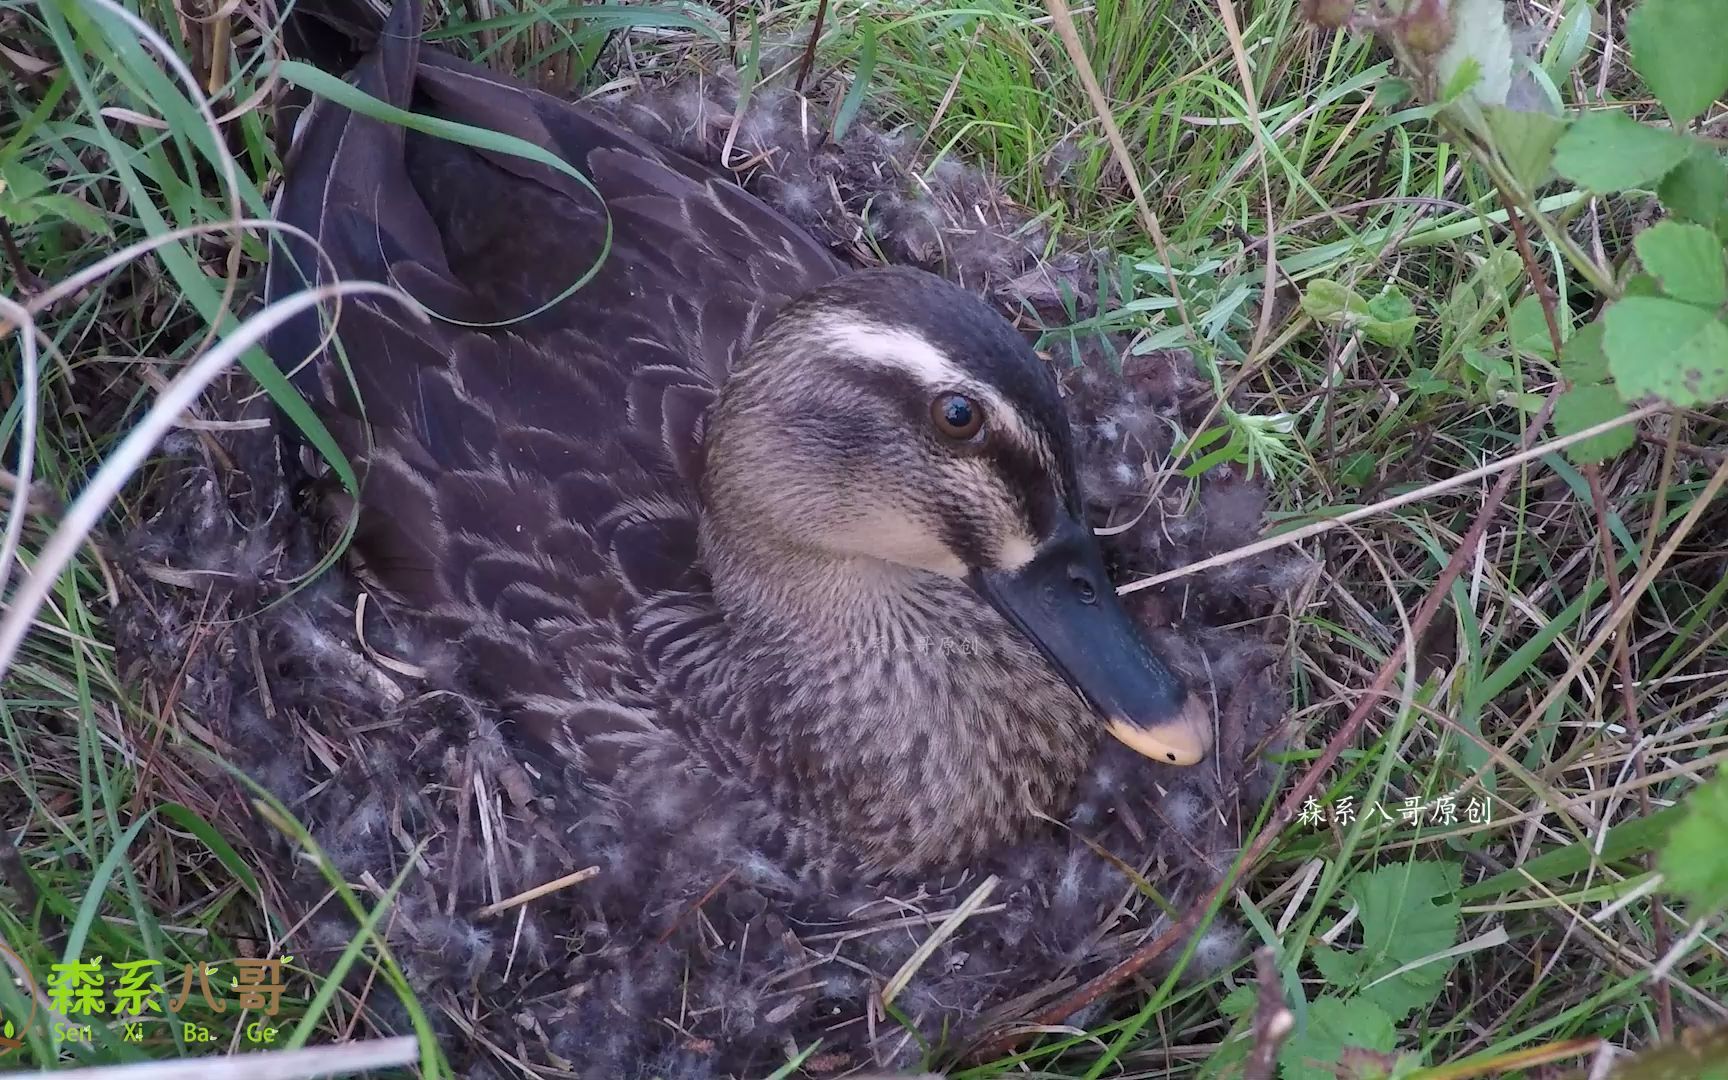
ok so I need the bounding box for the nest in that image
[109,31,1309,1080]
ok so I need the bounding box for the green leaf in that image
[1437,0,1514,106]
[1375,78,1414,110]
[1304,280,1419,345]
[1338,450,1377,487]
[1486,106,1567,191]
[1553,111,1694,193]
[1219,984,1258,1018]
[1281,997,1397,1080]
[1552,384,1636,465]
[1313,943,1365,988]
[22,192,110,235]
[1561,318,1611,383]
[1635,220,1728,307]
[1440,278,1479,328]
[1625,272,1666,298]
[0,160,48,201]
[1440,57,1483,103]
[1302,278,1365,321]
[1462,346,1518,391]
[159,801,261,896]
[1406,367,1453,397]
[1459,803,1686,900]
[1363,317,1419,348]
[1542,0,1594,82]
[1363,285,1419,347]
[831,22,878,141]
[1661,770,1728,910]
[1366,285,1414,324]
[1660,149,1728,228]
[1604,297,1728,405]
[1510,293,1561,357]
[1327,861,1463,1020]
[1627,0,1728,124]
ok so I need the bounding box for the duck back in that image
[266,0,846,760]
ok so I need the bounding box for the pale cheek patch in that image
[995,534,1037,572]
[828,511,968,578]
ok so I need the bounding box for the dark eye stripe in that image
[813,364,1065,530]
[822,366,931,430]
[989,436,1062,536]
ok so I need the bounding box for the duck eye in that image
[930,393,985,440]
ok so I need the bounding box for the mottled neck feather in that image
[698,520,1100,874]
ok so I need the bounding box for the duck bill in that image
[968,519,1213,767]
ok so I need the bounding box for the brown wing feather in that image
[265,0,844,761]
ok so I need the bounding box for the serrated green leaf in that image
[1487,106,1566,191]
[1562,318,1611,383]
[1219,984,1258,1018]
[1627,0,1728,124]
[1335,861,1462,1020]
[1635,219,1728,307]
[1281,997,1397,1080]
[1661,770,1728,910]
[1604,297,1728,405]
[1553,111,1694,194]
[1660,149,1728,229]
[1440,56,1484,103]
[1437,0,1513,106]
[1552,384,1636,465]
[1313,944,1365,989]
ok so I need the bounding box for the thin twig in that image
[0,218,41,293]
[474,866,600,918]
[882,875,999,1006]
[1118,402,1661,595]
[1243,947,1294,1080]
[794,0,830,92]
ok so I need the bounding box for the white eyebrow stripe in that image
[817,318,1036,446]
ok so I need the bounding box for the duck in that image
[230,0,1284,1073]
[268,0,1213,875]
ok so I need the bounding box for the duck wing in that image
[265,0,844,762]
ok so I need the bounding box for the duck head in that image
[701,267,1211,784]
